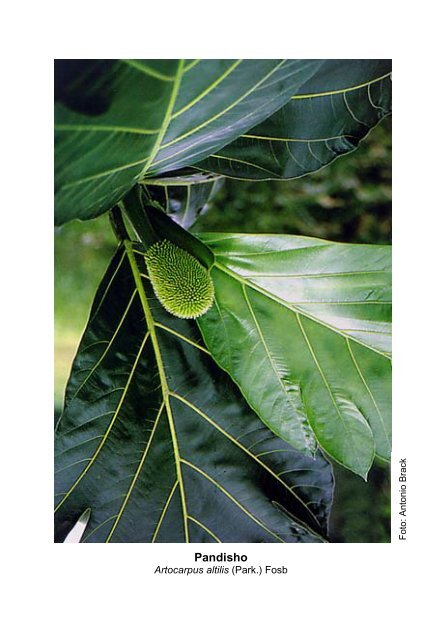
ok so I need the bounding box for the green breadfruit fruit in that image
[145,240,215,319]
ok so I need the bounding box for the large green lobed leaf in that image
[55,59,391,226]
[196,60,392,179]
[55,244,334,543]
[197,233,391,478]
[55,59,323,225]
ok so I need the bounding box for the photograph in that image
[54,59,392,543]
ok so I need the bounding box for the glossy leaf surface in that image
[55,244,334,543]
[195,60,392,179]
[55,59,324,225]
[197,233,391,478]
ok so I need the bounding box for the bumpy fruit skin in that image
[145,240,215,319]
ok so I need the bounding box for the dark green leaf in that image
[195,60,392,179]
[55,59,326,225]
[55,244,334,543]
[197,233,391,478]
[55,60,180,225]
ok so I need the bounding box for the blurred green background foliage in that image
[55,117,391,542]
